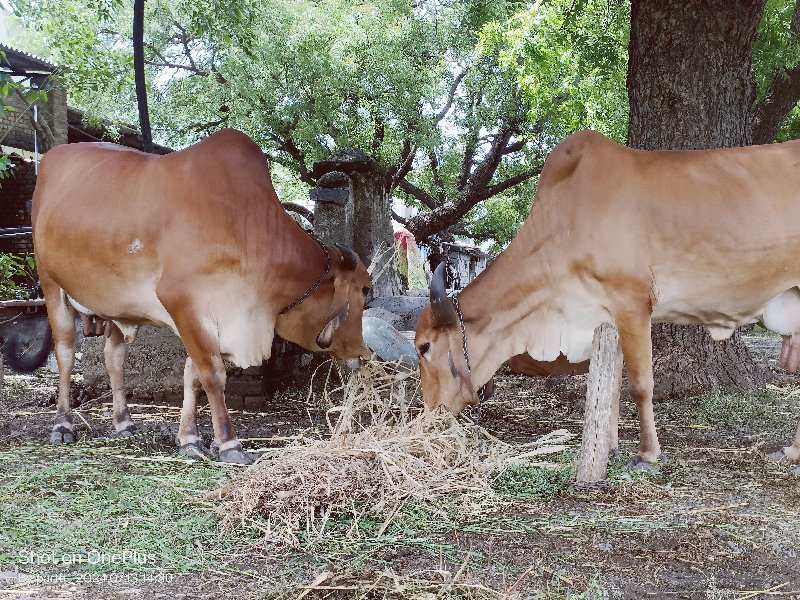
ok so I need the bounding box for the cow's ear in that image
[316,302,349,349]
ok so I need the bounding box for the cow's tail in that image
[3,321,53,373]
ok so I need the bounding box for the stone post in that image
[310,171,353,247]
[312,150,403,297]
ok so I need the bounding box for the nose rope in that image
[451,294,485,425]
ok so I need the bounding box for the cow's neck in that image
[455,213,561,388]
[273,224,330,312]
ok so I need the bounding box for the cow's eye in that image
[418,342,430,355]
[362,287,371,295]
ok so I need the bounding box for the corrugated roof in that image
[67,108,173,155]
[0,43,55,75]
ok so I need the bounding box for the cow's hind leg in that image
[766,333,800,474]
[41,282,77,444]
[616,310,663,470]
[767,421,800,475]
[176,357,211,459]
[104,324,136,436]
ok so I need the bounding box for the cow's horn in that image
[334,243,359,271]
[430,262,456,327]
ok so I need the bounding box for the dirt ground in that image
[0,333,798,599]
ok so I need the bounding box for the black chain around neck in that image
[279,239,331,315]
[451,293,485,424]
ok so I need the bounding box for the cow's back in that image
[529,132,800,315]
[33,130,289,334]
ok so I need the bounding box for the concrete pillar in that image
[310,171,353,247]
[312,150,403,297]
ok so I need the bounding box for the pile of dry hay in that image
[217,360,573,548]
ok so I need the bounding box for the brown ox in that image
[33,129,371,464]
[415,130,800,473]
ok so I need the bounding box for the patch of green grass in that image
[696,391,777,430]
[0,441,257,576]
[491,464,571,501]
[747,324,779,338]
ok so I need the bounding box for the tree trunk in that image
[627,0,770,399]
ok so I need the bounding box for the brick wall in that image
[0,155,35,253]
[0,77,67,251]
[0,77,67,153]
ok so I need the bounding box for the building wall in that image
[0,155,35,253]
[0,77,67,153]
[0,77,67,251]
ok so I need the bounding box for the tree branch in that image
[428,149,445,194]
[457,91,484,190]
[406,123,529,242]
[18,90,56,151]
[477,166,541,201]
[174,20,200,73]
[181,118,226,135]
[435,70,466,124]
[269,133,315,186]
[391,209,408,225]
[396,178,438,210]
[502,138,528,155]
[387,140,417,194]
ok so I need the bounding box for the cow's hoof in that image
[179,441,211,460]
[627,455,664,474]
[50,426,76,444]
[609,447,621,461]
[113,424,137,438]
[219,448,254,465]
[766,448,787,463]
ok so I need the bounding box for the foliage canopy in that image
[8,0,800,249]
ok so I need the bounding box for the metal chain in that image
[279,239,331,315]
[451,293,484,425]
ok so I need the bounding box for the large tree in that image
[9,0,640,247]
[10,0,535,244]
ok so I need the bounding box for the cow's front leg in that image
[163,293,253,465]
[196,353,253,465]
[104,323,136,436]
[171,320,252,465]
[176,357,211,459]
[616,310,663,469]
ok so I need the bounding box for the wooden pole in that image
[133,0,153,154]
[576,323,622,483]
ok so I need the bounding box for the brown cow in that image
[415,130,800,473]
[33,129,372,464]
